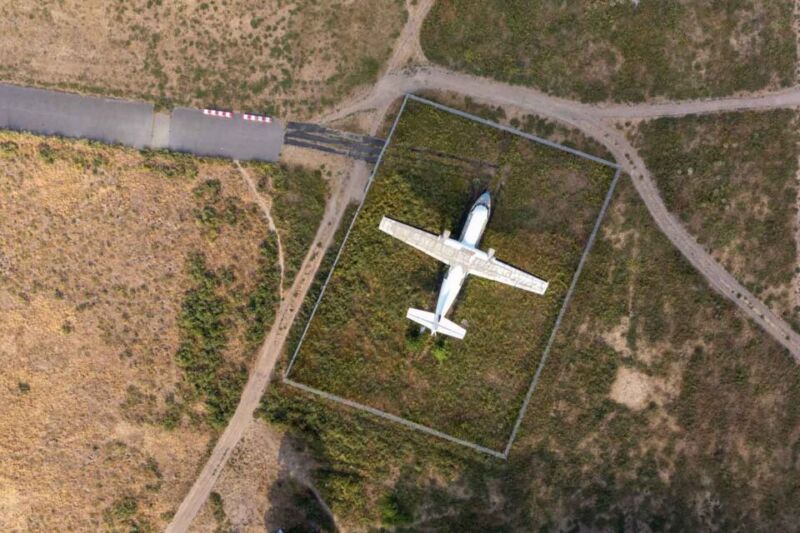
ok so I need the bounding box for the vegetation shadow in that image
[264,434,337,533]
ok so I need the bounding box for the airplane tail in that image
[406,308,466,340]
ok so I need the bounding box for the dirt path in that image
[794,133,800,320]
[166,160,370,532]
[323,65,800,126]
[590,88,800,119]
[584,118,800,361]
[235,161,286,297]
[384,0,435,72]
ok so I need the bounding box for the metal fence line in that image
[284,94,621,460]
[406,94,620,169]
[502,166,622,456]
[283,95,410,378]
[284,379,505,459]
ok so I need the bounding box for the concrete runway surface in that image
[0,83,284,161]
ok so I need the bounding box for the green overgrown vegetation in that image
[103,495,152,531]
[159,160,324,430]
[262,178,800,530]
[422,1,796,102]
[0,140,18,157]
[142,150,198,179]
[176,252,247,427]
[246,233,282,344]
[379,491,413,526]
[209,491,229,532]
[174,235,282,427]
[635,109,799,326]
[417,91,613,160]
[250,162,329,284]
[170,170,288,429]
[192,178,247,237]
[284,203,359,363]
[286,99,616,448]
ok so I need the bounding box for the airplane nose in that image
[478,191,491,209]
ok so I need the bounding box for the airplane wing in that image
[379,216,548,295]
[468,259,549,295]
[379,216,457,265]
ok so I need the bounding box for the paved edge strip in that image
[283,378,505,459]
[502,166,623,456]
[284,94,410,377]
[405,94,620,169]
[284,94,621,460]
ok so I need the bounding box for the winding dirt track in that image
[170,4,800,531]
[323,65,800,361]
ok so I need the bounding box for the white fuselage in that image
[433,192,491,325]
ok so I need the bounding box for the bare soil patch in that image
[609,367,654,410]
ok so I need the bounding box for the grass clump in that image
[0,140,18,156]
[103,495,152,531]
[192,178,247,237]
[379,492,413,526]
[246,232,282,344]
[209,491,229,531]
[143,151,198,179]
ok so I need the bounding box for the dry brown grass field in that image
[0,0,406,118]
[0,132,328,530]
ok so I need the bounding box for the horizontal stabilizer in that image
[407,308,466,340]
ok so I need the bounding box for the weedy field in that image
[286,98,616,450]
[0,0,406,118]
[0,133,326,530]
[263,172,800,530]
[633,110,800,329]
[422,0,796,102]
